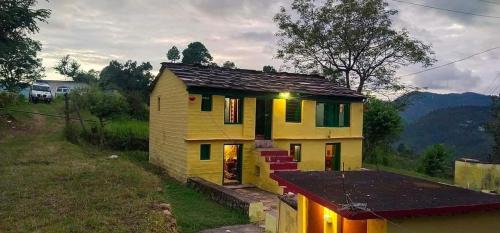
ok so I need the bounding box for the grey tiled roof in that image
[155,63,364,99]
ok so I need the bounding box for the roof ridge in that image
[161,62,331,80]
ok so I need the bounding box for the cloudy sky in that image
[34,0,500,96]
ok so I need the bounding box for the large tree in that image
[222,61,236,69]
[0,0,50,91]
[181,42,213,65]
[263,65,277,73]
[274,0,435,93]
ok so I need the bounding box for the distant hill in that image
[397,106,493,161]
[396,91,492,123]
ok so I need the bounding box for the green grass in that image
[105,119,149,140]
[0,103,248,232]
[363,163,453,184]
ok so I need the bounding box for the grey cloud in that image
[231,31,275,42]
[412,64,481,91]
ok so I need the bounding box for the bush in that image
[0,92,19,108]
[419,144,453,178]
[64,123,81,144]
[104,119,148,151]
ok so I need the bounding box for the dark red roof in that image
[271,171,500,220]
[152,63,364,100]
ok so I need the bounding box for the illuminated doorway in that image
[325,143,341,171]
[223,144,242,185]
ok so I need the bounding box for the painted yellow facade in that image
[150,69,364,193]
[454,160,500,193]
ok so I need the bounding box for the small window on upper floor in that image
[224,97,243,124]
[286,99,302,123]
[157,96,161,111]
[201,94,212,111]
[316,102,350,127]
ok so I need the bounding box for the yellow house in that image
[272,171,500,233]
[149,63,365,194]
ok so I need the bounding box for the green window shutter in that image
[344,103,350,127]
[324,103,335,127]
[286,99,302,122]
[332,103,340,127]
[201,94,212,111]
[200,144,211,160]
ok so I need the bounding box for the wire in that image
[0,108,96,122]
[479,0,500,6]
[389,0,500,19]
[397,45,500,78]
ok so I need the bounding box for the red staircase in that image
[259,149,299,194]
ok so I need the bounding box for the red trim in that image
[270,173,500,220]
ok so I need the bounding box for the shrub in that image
[0,92,19,108]
[419,144,453,177]
[64,123,81,144]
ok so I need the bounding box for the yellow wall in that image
[185,141,255,185]
[454,160,500,193]
[273,139,362,172]
[149,69,189,181]
[186,95,256,140]
[388,211,500,233]
[278,200,298,233]
[272,99,363,140]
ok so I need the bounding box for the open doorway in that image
[223,144,242,185]
[325,143,341,171]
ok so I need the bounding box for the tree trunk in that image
[345,71,350,89]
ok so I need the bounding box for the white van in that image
[30,82,53,103]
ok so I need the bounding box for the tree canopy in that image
[263,65,277,73]
[363,97,403,161]
[54,55,98,84]
[0,0,50,91]
[274,0,435,93]
[222,61,236,69]
[167,46,180,62]
[488,95,500,163]
[181,42,213,65]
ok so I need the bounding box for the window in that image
[316,102,350,127]
[290,144,301,162]
[157,96,161,111]
[201,94,212,111]
[200,144,211,160]
[224,97,243,124]
[286,99,302,122]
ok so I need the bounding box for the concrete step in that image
[265,156,293,162]
[270,162,298,170]
[260,150,289,157]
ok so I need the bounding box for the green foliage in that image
[181,42,213,65]
[363,97,403,161]
[54,55,98,84]
[263,65,277,73]
[419,144,453,178]
[99,60,153,119]
[488,95,500,163]
[222,61,236,69]
[0,0,50,92]
[274,0,435,93]
[104,119,148,150]
[63,123,80,144]
[0,91,19,107]
[167,46,181,62]
[84,88,128,122]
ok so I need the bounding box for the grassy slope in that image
[0,101,247,233]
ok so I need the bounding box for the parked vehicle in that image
[30,82,53,103]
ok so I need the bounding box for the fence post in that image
[64,93,69,127]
